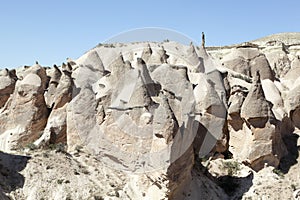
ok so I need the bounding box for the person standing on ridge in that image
[202,32,205,48]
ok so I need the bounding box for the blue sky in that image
[0,0,300,68]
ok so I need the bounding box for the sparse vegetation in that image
[95,43,115,48]
[200,156,209,162]
[57,179,64,184]
[103,44,115,48]
[93,196,104,200]
[26,143,37,151]
[272,168,284,178]
[42,152,49,158]
[48,143,66,153]
[222,160,240,176]
[291,183,297,191]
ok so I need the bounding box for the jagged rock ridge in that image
[0,33,299,199]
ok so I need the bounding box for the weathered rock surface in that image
[0,34,300,199]
[66,51,204,197]
[0,69,17,108]
[240,72,272,128]
[221,47,274,80]
[227,71,288,170]
[287,82,300,129]
[35,68,73,147]
[0,64,48,151]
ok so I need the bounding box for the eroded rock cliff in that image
[0,35,300,199]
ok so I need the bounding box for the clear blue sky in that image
[1,0,299,68]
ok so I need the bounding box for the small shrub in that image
[222,161,240,176]
[115,190,120,197]
[103,44,115,48]
[42,152,49,158]
[49,143,66,153]
[26,143,37,151]
[291,183,297,191]
[200,156,209,162]
[57,179,64,184]
[272,168,284,178]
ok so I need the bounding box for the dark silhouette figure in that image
[202,32,205,48]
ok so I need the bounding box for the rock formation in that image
[0,64,48,151]
[0,34,300,199]
[0,68,17,108]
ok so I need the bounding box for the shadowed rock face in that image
[34,69,73,147]
[287,83,300,129]
[222,48,274,80]
[0,69,17,108]
[47,43,229,197]
[249,55,274,81]
[241,72,271,127]
[0,37,300,199]
[0,151,30,197]
[228,72,288,171]
[0,64,48,151]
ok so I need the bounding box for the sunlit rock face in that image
[65,43,227,197]
[1,33,300,199]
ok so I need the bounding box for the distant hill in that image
[206,32,300,50]
[251,32,300,45]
